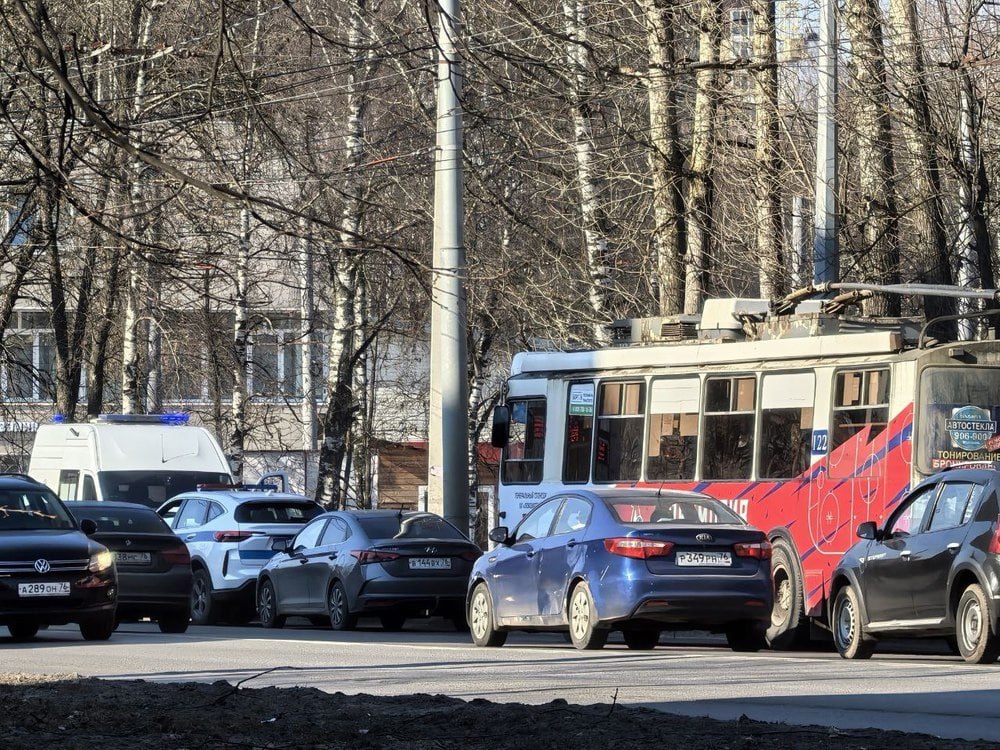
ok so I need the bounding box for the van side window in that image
[58,470,80,501]
[81,475,98,502]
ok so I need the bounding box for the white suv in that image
[158,488,323,625]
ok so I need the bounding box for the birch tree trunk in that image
[563,0,612,340]
[316,0,369,509]
[752,0,785,300]
[230,207,251,484]
[684,0,721,315]
[886,0,953,328]
[640,0,686,315]
[843,0,900,316]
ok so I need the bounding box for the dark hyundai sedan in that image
[830,466,1000,664]
[468,488,772,651]
[68,501,193,633]
[0,474,117,641]
[257,510,481,631]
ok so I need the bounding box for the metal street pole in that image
[813,0,838,284]
[428,0,470,534]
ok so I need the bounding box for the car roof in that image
[172,490,316,504]
[563,487,716,503]
[0,473,49,490]
[922,466,1000,485]
[334,509,434,518]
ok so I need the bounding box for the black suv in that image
[830,466,1000,664]
[0,474,117,641]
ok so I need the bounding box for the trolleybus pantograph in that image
[489,286,1000,648]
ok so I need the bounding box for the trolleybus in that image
[490,293,1000,647]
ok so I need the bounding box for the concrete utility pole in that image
[427,0,470,534]
[813,0,838,284]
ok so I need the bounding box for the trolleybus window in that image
[593,381,645,482]
[918,366,1000,471]
[702,376,756,480]
[501,398,546,484]
[564,381,595,483]
[832,368,889,449]
[759,373,814,479]
[646,377,699,481]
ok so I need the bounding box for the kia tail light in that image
[734,541,773,559]
[604,538,674,559]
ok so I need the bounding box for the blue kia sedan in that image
[467,488,772,651]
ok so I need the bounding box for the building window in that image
[1,321,55,402]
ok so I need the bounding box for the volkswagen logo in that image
[695,533,713,543]
[33,559,51,574]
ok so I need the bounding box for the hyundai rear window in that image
[234,502,323,524]
[358,514,467,540]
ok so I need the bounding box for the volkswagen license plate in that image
[676,551,731,567]
[408,558,451,570]
[18,582,71,597]
[115,551,151,565]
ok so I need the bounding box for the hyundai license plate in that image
[676,551,731,567]
[115,551,151,565]
[408,558,451,570]
[18,582,71,597]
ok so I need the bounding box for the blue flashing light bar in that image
[52,414,66,423]
[93,413,191,425]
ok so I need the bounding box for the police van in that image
[28,414,234,508]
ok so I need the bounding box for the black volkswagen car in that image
[0,474,117,641]
[830,465,1000,664]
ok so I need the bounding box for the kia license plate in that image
[18,582,71,597]
[676,551,731,567]
[115,551,151,565]
[408,557,451,570]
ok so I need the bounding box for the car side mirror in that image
[272,538,292,552]
[80,518,97,536]
[856,521,879,540]
[488,526,511,545]
[491,405,510,448]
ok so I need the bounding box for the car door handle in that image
[488,556,497,563]
[525,551,535,559]
[566,539,578,548]
[298,558,308,564]
[184,534,196,541]
[947,543,961,553]
[900,550,911,559]
[328,553,338,560]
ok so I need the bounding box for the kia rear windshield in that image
[604,497,745,525]
[918,366,1000,472]
[0,490,75,531]
[98,471,232,508]
[67,506,169,534]
[358,514,467,540]
[234,502,323,524]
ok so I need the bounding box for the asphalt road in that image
[2,619,998,742]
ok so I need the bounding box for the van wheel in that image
[190,570,218,626]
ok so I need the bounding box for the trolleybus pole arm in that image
[777,282,1000,315]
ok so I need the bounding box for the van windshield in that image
[98,471,232,508]
[918,366,1000,471]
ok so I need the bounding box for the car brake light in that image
[162,544,191,565]
[459,550,481,562]
[604,538,674,559]
[734,541,773,559]
[351,549,401,564]
[988,516,1000,554]
[213,530,254,543]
